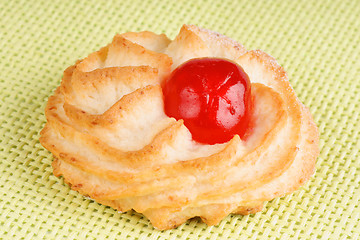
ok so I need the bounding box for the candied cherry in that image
[162,58,252,144]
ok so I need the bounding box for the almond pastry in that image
[40,25,319,230]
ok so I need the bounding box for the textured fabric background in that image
[0,0,359,239]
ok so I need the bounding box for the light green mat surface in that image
[0,0,359,239]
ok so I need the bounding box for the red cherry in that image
[163,58,252,144]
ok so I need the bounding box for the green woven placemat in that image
[0,0,359,239]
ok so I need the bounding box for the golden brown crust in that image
[39,24,319,230]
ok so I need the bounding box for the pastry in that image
[40,25,319,230]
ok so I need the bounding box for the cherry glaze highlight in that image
[163,58,252,144]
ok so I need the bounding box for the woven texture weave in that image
[0,0,359,239]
